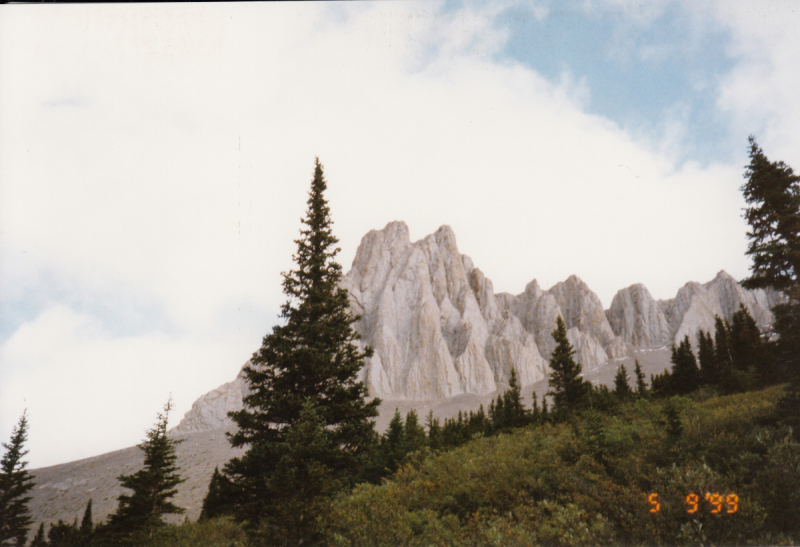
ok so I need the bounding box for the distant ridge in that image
[172,221,781,434]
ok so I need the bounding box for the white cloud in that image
[713,0,800,166]
[0,305,251,469]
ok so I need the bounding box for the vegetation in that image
[100,400,185,545]
[0,411,34,547]
[222,159,380,544]
[547,316,591,416]
[326,386,799,546]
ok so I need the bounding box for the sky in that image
[1,1,799,469]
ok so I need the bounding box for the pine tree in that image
[633,360,648,397]
[740,137,800,432]
[380,409,406,475]
[426,411,442,452]
[547,316,590,416]
[503,368,527,428]
[29,523,46,547]
[0,411,35,547]
[404,410,427,455]
[740,136,800,296]
[107,400,185,542]
[199,467,236,521]
[613,364,632,399]
[79,499,93,539]
[224,159,380,538]
[697,329,718,386]
[669,336,700,395]
[530,391,541,423]
[46,520,78,547]
[256,400,337,545]
[730,304,762,373]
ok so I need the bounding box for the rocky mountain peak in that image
[173,223,781,432]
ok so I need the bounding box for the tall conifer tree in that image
[547,316,590,416]
[613,364,632,399]
[225,159,380,539]
[0,411,34,547]
[107,400,185,543]
[669,336,700,395]
[740,137,800,432]
[633,360,648,397]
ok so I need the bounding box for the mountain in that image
[174,221,779,433]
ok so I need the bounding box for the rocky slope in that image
[173,221,779,434]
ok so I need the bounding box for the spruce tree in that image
[613,364,632,399]
[697,329,718,386]
[79,499,93,541]
[224,159,380,538]
[633,360,648,397]
[426,412,442,451]
[503,368,527,428]
[379,410,406,475]
[46,520,78,547]
[0,411,35,547]
[404,410,427,455]
[257,400,337,545]
[547,316,590,416]
[107,400,185,542]
[739,137,800,432]
[669,336,700,395]
[730,304,762,373]
[740,136,800,296]
[29,523,46,547]
[199,467,235,521]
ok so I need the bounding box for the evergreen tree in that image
[107,400,185,542]
[613,364,632,399]
[199,467,236,521]
[46,521,78,547]
[697,329,718,386]
[669,336,700,395]
[426,412,442,452]
[255,400,337,546]
[540,396,549,422]
[547,316,590,416]
[79,500,92,534]
[530,391,541,424]
[730,304,762,373]
[740,137,800,434]
[714,316,733,369]
[29,523,46,547]
[503,368,527,428]
[740,136,800,296]
[380,410,406,475]
[404,410,427,455]
[633,360,648,397]
[493,396,506,430]
[650,369,672,397]
[0,411,34,547]
[224,159,380,538]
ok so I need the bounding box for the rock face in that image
[657,271,780,346]
[171,368,250,434]
[340,221,549,400]
[173,223,782,432]
[606,284,672,347]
